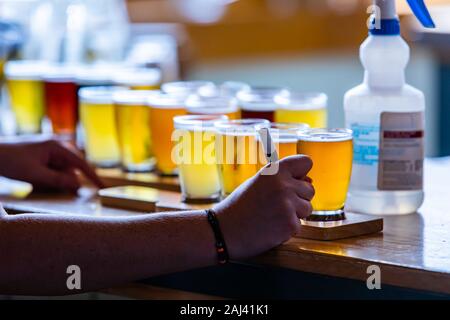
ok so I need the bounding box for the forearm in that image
[0,211,216,295]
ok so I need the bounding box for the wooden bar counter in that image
[1,158,450,299]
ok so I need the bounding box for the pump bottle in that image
[344,0,435,215]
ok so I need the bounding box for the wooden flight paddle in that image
[257,127,383,241]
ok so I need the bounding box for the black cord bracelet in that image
[206,209,230,265]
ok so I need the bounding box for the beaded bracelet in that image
[206,209,229,265]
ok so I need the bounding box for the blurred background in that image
[1,0,449,156]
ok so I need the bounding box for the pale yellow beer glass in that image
[79,86,122,167]
[297,128,353,221]
[5,60,50,134]
[114,90,156,172]
[173,114,227,203]
[214,118,269,196]
[275,91,327,128]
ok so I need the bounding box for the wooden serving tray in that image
[98,186,212,213]
[98,186,383,241]
[296,213,383,241]
[96,168,180,192]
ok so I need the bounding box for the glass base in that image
[122,160,155,173]
[156,169,179,177]
[92,160,120,169]
[182,194,221,204]
[304,209,346,222]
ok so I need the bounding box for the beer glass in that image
[43,66,78,137]
[114,90,156,172]
[297,128,353,221]
[257,122,309,165]
[79,86,122,167]
[275,91,327,128]
[219,81,250,97]
[186,94,240,120]
[113,67,161,90]
[173,114,227,203]
[198,81,250,98]
[75,64,116,88]
[237,86,287,122]
[4,60,50,134]
[147,91,187,175]
[214,118,269,196]
[161,81,216,97]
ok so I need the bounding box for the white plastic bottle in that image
[344,0,435,215]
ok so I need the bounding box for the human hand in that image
[0,140,103,193]
[214,155,314,260]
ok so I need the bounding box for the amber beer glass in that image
[147,91,187,175]
[257,122,309,168]
[186,94,240,120]
[214,119,269,196]
[114,90,156,172]
[173,114,227,203]
[297,128,353,221]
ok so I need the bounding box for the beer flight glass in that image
[258,122,309,165]
[237,86,286,122]
[173,114,227,203]
[186,94,241,120]
[297,128,353,221]
[161,80,216,97]
[214,118,269,196]
[43,66,78,137]
[197,81,250,98]
[113,90,155,172]
[79,86,122,167]
[275,91,328,128]
[4,60,49,134]
[112,68,161,90]
[148,91,187,175]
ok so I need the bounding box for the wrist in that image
[212,202,244,260]
[206,208,230,264]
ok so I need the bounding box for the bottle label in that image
[350,123,379,166]
[377,112,424,191]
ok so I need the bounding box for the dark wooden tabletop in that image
[1,157,450,295]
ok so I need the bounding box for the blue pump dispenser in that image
[369,0,435,35]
